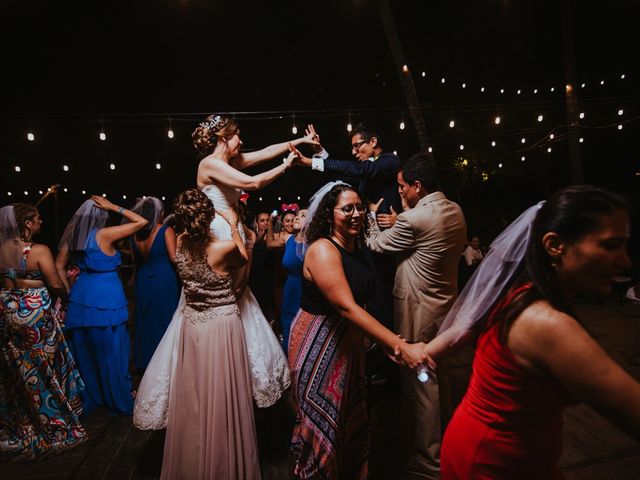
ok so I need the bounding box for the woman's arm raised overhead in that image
[199,154,294,191]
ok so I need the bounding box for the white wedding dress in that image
[133,182,291,430]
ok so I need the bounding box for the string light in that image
[99,131,107,141]
[63,188,68,192]
[533,88,538,94]
[581,83,586,88]
[38,190,43,195]
[441,77,446,84]
[459,144,464,151]
[347,122,352,132]
[82,190,86,194]
[399,121,405,130]
[277,196,282,201]
[600,80,605,85]
[491,141,496,147]
[167,128,174,139]
[547,147,552,153]
[109,163,116,170]
[393,150,398,155]
[579,137,584,143]
[291,124,298,135]
[537,115,544,122]
[259,197,263,202]
[123,194,127,199]
[155,163,161,170]
[521,137,526,144]
[500,88,504,94]
[297,196,301,200]
[494,116,501,125]
[162,196,166,201]
[449,120,455,128]
[27,131,35,141]
[516,89,521,95]
[549,133,555,139]
[618,109,624,116]
[462,83,466,89]
[24,191,29,196]
[521,156,526,162]
[550,87,555,92]
[7,192,12,196]
[480,87,485,92]
[579,112,585,119]
[402,64,409,73]
[14,166,21,172]
[63,165,69,171]
[421,71,426,77]
[618,124,623,130]
[498,163,503,168]
[428,147,433,153]
[102,193,107,197]
[620,74,625,79]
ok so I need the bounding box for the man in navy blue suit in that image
[292,122,401,330]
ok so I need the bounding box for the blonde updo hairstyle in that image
[192,114,240,159]
[173,188,215,254]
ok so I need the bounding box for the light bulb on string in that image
[441,77,446,84]
[494,115,501,125]
[618,109,624,116]
[550,87,555,92]
[521,156,526,162]
[109,163,116,171]
[14,166,21,172]
[517,89,521,95]
[600,80,605,85]
[123,194,127,200]
[421,71,426,77]
[82,190,86,195]
[167,128,174,139]
[491,141,496,147]
[63,188,68,193]
[618,124,623,130]
[402,64,409,73]
[393,150,398,155]
[63,165,69,172]
[162,196,166,201]
[549,133,555,140]
[533,88,538,94]
[620,74,625,79]
[38,190,43,195]
[99,131,106,141]
[537,115,544,122]
[7,192,12,196]
[347,122,352,132]
[547,147,552,153]
[24,191,28,196]
[399,121,405,130]
[498,163,503,168]
[579,112,585,119]
[27,131,35,141]
[500,88,504,94]
[292,124,298,135]
[102,193,107,198]
[459,144,464,151]
[480,86,485,92]
[521,138,526,144]
[462,83,466,89]
[579,138,584,143]
[581,83,586,88]
[449,120,455,128]
[155,163,161,170]
[428,147,433,153]
[297,196,301,201]
[259,197,263,202]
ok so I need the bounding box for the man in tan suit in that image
[365,153,467,479]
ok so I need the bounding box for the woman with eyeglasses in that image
[288,182,432,479]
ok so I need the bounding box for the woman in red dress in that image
[428,185,640,479]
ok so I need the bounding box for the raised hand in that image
[304,124,324,154]
[368,198,384,214]
[288,143,312,167]
[91,195,117,212]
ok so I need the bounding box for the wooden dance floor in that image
[4,297,640,479]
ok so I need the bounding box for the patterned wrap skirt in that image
[0,287,87,461]
[288,309,369,479]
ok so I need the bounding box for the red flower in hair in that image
[239,191,249,204]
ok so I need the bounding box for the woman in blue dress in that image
[128,197,180,370]
[55,196,148,416]
[280,208,307,352]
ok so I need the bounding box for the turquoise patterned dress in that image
[0,244,87,461]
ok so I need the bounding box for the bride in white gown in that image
[134,114,316,429]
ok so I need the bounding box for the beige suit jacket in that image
[365,191,467,342]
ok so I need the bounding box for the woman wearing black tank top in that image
[288,183,434,479]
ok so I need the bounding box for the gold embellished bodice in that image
[176,247,236,312]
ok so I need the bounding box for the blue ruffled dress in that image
[64,229,133,416]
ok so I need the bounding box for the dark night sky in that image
[1,0,638,247]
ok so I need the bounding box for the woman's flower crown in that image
[199,115,228,132]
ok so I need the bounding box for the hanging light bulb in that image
[459,144,464,151]
[441,77,446,84]
[533,88,538,94]
[579,112,585,119]
[600,80,605,85]
[500,88,505,94]
[14,166,21,172]
[399,121,405,130]
[449,120,455,128]
[494,115,501,125]
[491,141,496,147]
[462,83,466,89]
[63,188,68,193]
[277,196,282,201]
[167,128,174,139]
[27,131,35,141]
[109,163,116,170]
[618,109,624,116]
[620,74,625,79]
[24,191,29,196]
[162,196,166,201]
[581,83,586,88]
[579,138,584,143]
[521,156,526,162]
[259,197,263,202]
[155,163,161,170]
[63,165,69,171]
[82,190,86,194]
[428,147,433,153]
[123,194,127,200]
[537,114,544,122]
[550,87,555,92]
[292,124,298,135]
[547,147,552,153]
[347,122,352,132]
[7,192,12,196]
[99,131,107,141]
[521,137,526,144]
[102,193,107,197]
[480,86,485,92]
[402,64,409,73]
[421,71,426,77]
[618,124,623,130]
[549,133,555,140]
[393,150,398,155]
[38,190,43,195]
[498,163,503,168]
[516,89,521,95]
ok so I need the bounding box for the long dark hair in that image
[491,185,629,341]
[305,184,359,245]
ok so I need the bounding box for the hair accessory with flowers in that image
[199,115,228,133]
[239,191,249,204]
